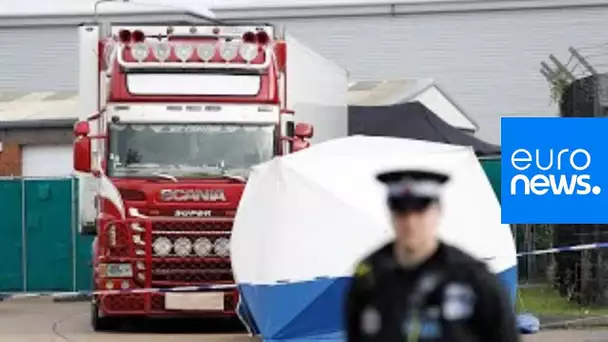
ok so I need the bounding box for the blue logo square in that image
[501,117,608,224]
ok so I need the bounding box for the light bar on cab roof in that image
[111,26,274,40]
[115,30,274,70]
[116,41,272,70]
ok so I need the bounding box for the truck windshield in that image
[107,123,275,179]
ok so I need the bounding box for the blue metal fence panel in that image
[0,179,24,292]
[0,177,92,292]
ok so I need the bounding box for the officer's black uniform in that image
[345,170,519,342]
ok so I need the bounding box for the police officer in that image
[345,169,519,342]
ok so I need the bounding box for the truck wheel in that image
[91,301,119,332]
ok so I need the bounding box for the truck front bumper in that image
[97,289,238,317]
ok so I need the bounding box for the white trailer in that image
[284,34,348,144]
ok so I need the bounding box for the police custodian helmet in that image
[376,169,450,213]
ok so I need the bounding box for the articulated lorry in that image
[73,19,348,330]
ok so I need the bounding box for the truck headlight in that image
[174,43,194,61]
[193,238,213,257]
[131,43,149,62]
[153,42,171,61]
[197,43,216,62]
[101,263,133,278]
[174,237,193,256]
[153,237,172,256]
[239,43,258,62]
[219,41,238,61]
[214,237,230,257]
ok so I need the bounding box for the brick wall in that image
[0,143,22,176]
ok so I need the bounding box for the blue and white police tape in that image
[516,242,608,257]
[3,242,608,303]
[0,283,236,302]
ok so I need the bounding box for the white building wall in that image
[0,27,77,91]
[1,1,608,143]
[253,6,608,143]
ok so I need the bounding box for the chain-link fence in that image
[515,224,555,285]
[516,223,608,312]
[0,176,92,293]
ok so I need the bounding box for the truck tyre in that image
[91,301,120,332]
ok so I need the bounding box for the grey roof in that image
[0,91,79,125]
[210,0,605,10]
[0,92,32,102]
[212,0,606,20]
[0,118,76,129]
[348,79,434,106]
[211,0,467,10]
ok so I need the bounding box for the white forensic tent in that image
[231,135,517,341]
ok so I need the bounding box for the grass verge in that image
[517,286,608,316]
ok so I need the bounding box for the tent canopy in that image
[348,101,500,156]
[348,79,478,131]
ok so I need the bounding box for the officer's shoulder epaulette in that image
[353,259,373,278]
[351,258,377,290]
[353,242,393,278]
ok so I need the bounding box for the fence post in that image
[20,177,27,293]
[71,176,77,292]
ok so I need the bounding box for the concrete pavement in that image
[0,297,251,342]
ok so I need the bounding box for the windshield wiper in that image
[216,161,247,182]
[125,163,162,169]
[171,164,247,182]
[152,172,178,182]
[220,173,246,183]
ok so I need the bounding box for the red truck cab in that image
[73,23,312,330]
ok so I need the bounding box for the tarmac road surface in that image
[0,297,252,342]
[1,297,607,342]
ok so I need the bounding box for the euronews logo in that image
[510,148,601,196]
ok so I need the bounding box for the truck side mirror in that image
[294,123,313,139]
[74,136,92,173]
[74,120,90,137]
[292,138,310,152]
